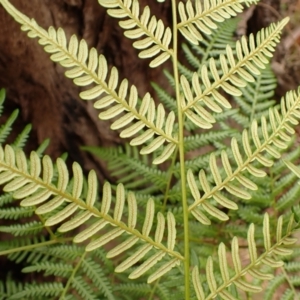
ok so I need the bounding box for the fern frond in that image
[0,0,178,164]
[192,213,296,300]
[264,274,286,300]
[177,0,257,45]
[0,88,5,115]
[285,261,300,273]
[284,160,300,179]
[8,282,64,299]
[0,89,31,151]
[1,0,300,298]
[182,18,238,68]
[10,244,116,299]
[152,81,177,112]
[82,144,167,192]
[276,182,300,212]
[114,283,152,298]
[98,0,173,67]
[81,257,115,300]
[0,221,43,236]
[281,289,295,300]
[70,276,97,300]
[22,261,73,277]
[181,18,289,128]
[184,129,235,152]
[188,87,300,224]
[232,64,277,127]
[0,109,19,144]
[0,275,25,299]
[0,145,183,282]
[0,206,34,220]
[12,124,32,149]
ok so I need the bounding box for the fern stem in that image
[162,146,178,212]
[38,214,57,239]
[0,238,70,256]
[280,264,299,300]
[148,277,160,300]
[171,1,190,299]
[59,251,88,300]
[250,74,262,122]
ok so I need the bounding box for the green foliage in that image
[0,0,300,299]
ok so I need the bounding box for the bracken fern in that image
[0,0,300,299]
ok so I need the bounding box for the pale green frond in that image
[177,0,257,45]
[86,170,98,207]
[247,224,257,263]
[231,236,242,274]
[86,227,126,251]
[248,269,273,281]
[231,64,277,128]
[73,219,108,243]
[101,182,112,214]
[2,0,300,297]
[234,279,261,293]
[58,211,94,232]
[206,256,217,293]
[218,243,230,283]
[263,213,271,251]
[99,0,173,67]
[191,207,211,225]
[0,144,184,283]
[192,266,205,300]
[284,159,300,181]
[167,211,176,250]
[147,258,181,284]
[0,1,177,164]
[142,198,155,237]
[115,244,153,273]
[45,203,78,227]
[128,193,137,229]
[192,214,297,299]
[72,162,83,199]
[189,87,300,221]
[181,18,238,74]
[181,18,289,128]
[155,212,165,244]
[128,250,166,279]
[106,236,139,258]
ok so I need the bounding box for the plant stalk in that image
[171,0,190,299]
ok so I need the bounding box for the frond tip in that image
[188,86,300,224]
[0,145,183,282]
[181,17,289,129]
[177,0,259,45]
[98,0,173,67]
[192,213,296,300]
